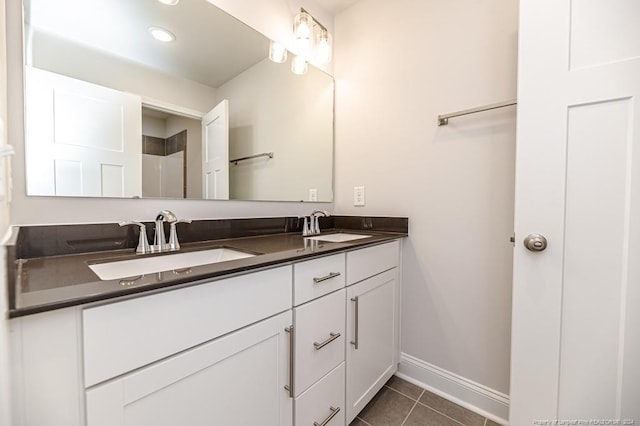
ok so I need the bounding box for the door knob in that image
[524,234,547,252]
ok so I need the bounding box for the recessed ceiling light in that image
[157,0,180,5]
[148,27,175,43]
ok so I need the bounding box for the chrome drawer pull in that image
[313,332,341,350]
[284,326,295,397]
[313,272,341,283]
[350,296,359,349]
[313,406,341,426]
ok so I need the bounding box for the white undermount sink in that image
[88,248,255,280]
[304,233,372,243]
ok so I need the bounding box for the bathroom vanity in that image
[6,216,406,426]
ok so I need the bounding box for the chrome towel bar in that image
[438,99,517,126]
[230,152,274,165]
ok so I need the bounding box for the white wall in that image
[216,58,333,202]
[142,115,167,139]
[334,0,517,420]
[5,0,334,225]
[166,115,202,199]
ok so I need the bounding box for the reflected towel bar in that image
[230,152,274,165]
[438,99,517,126]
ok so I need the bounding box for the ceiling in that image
[25,0,269,88]
[316,0,361,15]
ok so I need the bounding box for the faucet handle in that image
[119,221,151,254]
[168,219,192,250]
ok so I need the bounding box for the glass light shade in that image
[269,41,288,63]
[293,12,314,52]
[157,0,180,5]
[315,31,332,64]
[291,55,308,75]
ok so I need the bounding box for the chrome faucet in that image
[154,210,192,252]
[304,209,330,235]
[120,211,191,254]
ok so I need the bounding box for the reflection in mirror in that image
[23,0,334,202]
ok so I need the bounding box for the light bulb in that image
[316,31,332,64]
[294,12,313,38]
[269,41,288,64]
[293,12,314,53]
[291,55,308,75]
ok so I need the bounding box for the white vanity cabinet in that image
[345,241,401,423]
[292,253,347,426]
[9,239,402,426]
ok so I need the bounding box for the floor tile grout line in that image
[384,384,423,402]
[355,416,374,426]
[400,389,424,426]
[414,399,467,426]
[400,399,420,426]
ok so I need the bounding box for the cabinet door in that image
[346,268,399,423]
[86,311,293,426]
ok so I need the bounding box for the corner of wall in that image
[398,354,510,425]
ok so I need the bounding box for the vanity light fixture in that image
[293,8,332,65]
[291,55,308,75]
[269,41,288,64]
[148,27,176,43]
[157,0,180,5]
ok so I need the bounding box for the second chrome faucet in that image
[302,209,331,236]
[120,210,192,254]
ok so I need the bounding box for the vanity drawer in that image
[294,253,345,305]
[347,240,400,285]
[295,362,345,426]
[83,266,292,387]
[294,289,345,395]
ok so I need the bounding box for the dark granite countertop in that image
[6,216,408,318]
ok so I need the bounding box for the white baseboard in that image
[398,353,510,425]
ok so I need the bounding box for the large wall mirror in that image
[22,0,334,202]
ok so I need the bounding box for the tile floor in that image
[350,376,502,426]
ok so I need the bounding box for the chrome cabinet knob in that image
[524,234,547,252]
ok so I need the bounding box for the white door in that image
[346,268,398,423]
[25,66,141,197]
[202,99,229,199]
[511,1,640,424]
[86,311,293,426]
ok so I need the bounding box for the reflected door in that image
[202,99,229,200]
[511,0,640,424]
[25,66,142,197]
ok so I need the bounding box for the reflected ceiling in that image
[25,0,268,88]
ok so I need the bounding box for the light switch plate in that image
[354,186,365,206]
[309,188,317,202]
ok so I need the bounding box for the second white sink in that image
[304,233,372,243]
[89,248,255,280]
